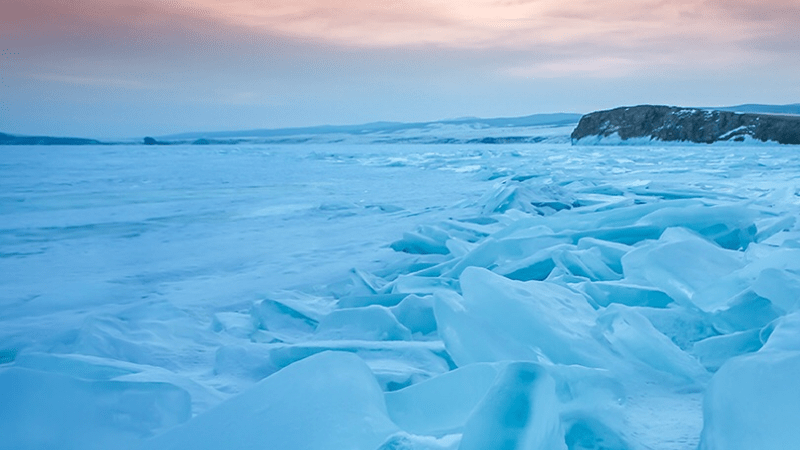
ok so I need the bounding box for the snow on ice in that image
[2,139,800,449]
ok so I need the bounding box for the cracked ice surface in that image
[2,142,800,450]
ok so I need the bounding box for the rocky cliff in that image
[571,105,800,145]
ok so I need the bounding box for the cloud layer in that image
[2,0,798,136]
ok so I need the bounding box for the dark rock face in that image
[0,132,102,145]
[571,105,800,145]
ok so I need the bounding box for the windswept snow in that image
[2,140,800,449]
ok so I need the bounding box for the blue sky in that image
[2,0,799,138]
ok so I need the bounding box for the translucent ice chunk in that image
[621,227,745,310]
[211,312,256,339]
[436,267,602,367]
[390,294,438,336]
[635,204,759,250]
[0,367,190,450]
[213,344,277,382]
[338,293,409,309]
[752,268,800,312]
[690,329,764,371]
[709,290,781,334]
[445,232,568,279]
[495,249,557,282]
[550,246,623,281]
[375,432,460,450]
[144,351,398,450]
[632,305,718,350]
[575,237,631,274]
[265,340,453,391]
[760,312,800,353]
[578,281,673,308]
[250,298,319,339]
[699,350,800,450]
[391,229,451,255]
[594,305,708,383]
[563,415,631,450]
[390,275,457,295]
[315,305,413,341]
[570,224,663,246]
[384,363,500,435]
[434,290,544,366]
[459,362,566,450]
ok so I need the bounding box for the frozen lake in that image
[1,144,494,315]
[4,142,797,312]
[2,141,800,450]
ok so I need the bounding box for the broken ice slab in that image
[391,231,451,255]
[708,290,782,334]
[211,311,256,339]
[213,344,278,383]
[385,362,501,435]
[458,362,566,450]
[144,351,398,450]
[375,432,460,450]
[250,296,331,340]
[390,221,487,256]
[575,237,631,273]
[313,305,413,341]
[594,305,709,385]
[635,203,760,250]
[495,248,557,281]
[754,215,796,243]
[496,243,622,283]
[265,340,454,391]
[445,232,569,279]
[690,328,764,372]
[621,227,745,309]
[390,294,438,336]
[632,305,718,350]
[628,182,742,201]
[577,281,674,309]
[759,312,800,353]
[699,345,800,450]
[435,267,602,367]
[336,293,409,309]
[0,367,191,450]
[388,274,458,295]
[434,289,546,366]
[569,224,664,246]
[751,268,800,313]
[550,246,624,282]
[700,319,800,449]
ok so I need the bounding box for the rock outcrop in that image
[571,105,800,145]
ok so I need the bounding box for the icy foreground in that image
[2,142,800,450]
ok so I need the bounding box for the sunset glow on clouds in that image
[2,0,799,136]
[130,0,799,69]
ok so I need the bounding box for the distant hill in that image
[702,104,800,115]
[159,113,583,141]
[4,105,797,145]
[0,132,103,145]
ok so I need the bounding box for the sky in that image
[1,0,799,138]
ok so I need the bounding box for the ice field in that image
[2,130,800,449]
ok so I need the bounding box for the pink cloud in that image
[127,0,793,79]
[3,0,798,79]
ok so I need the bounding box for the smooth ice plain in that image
[2,129,800,450]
